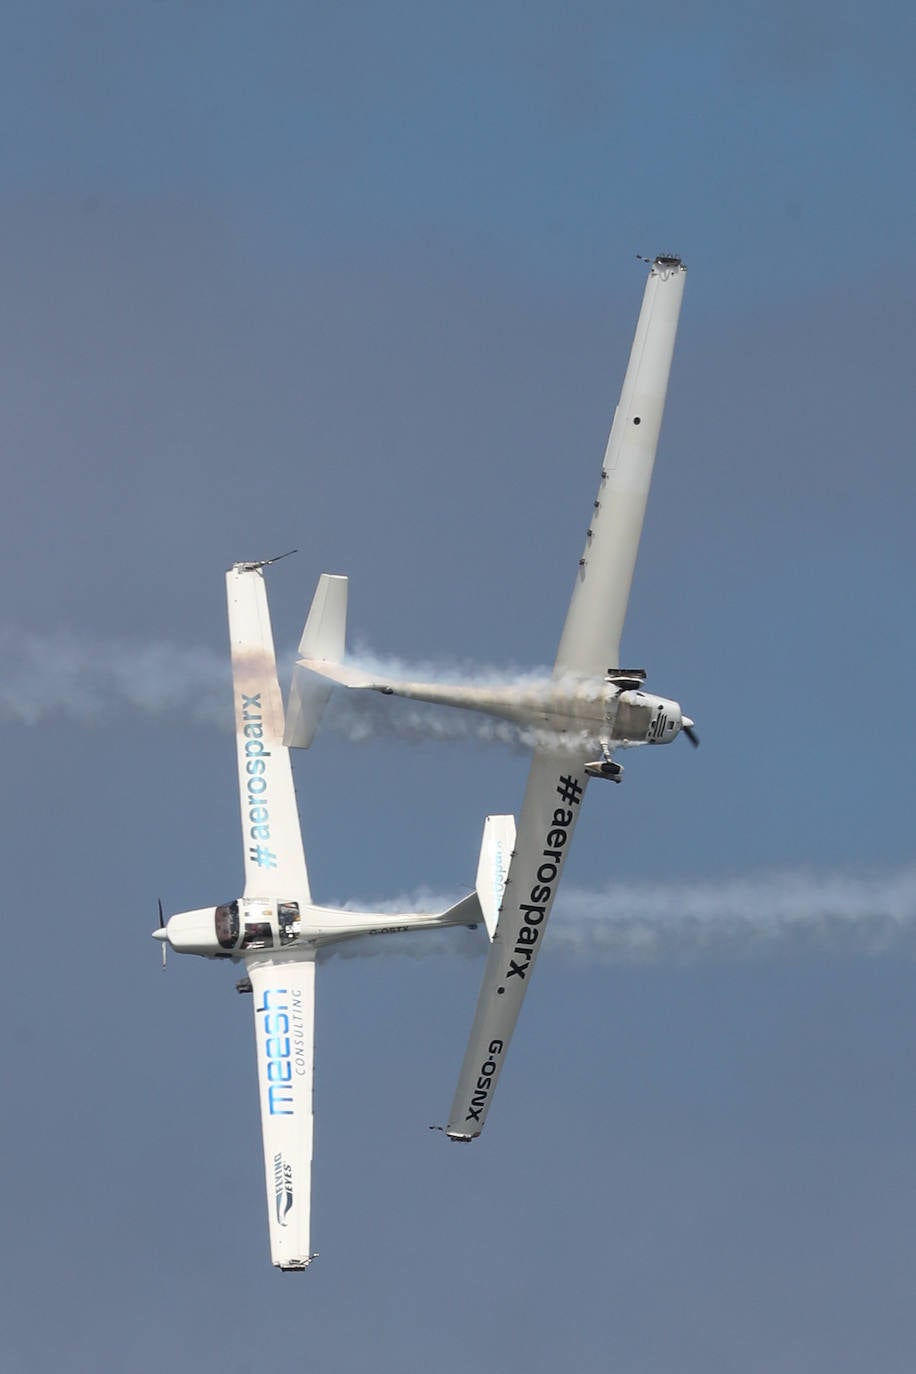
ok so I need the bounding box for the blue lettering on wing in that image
[240,693,275,854]
[256,988,294,1115]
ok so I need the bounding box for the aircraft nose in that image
[681,716,694,729]
[152,927,169,943]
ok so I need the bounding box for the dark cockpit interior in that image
[215,901,240,950]
[214,899,300,951]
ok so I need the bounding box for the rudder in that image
[476,814,516,940]
[284,574,348,748]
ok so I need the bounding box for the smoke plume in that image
[0,626,231,726]
[326,867,916,965]
[0,629,552,747]
[6,631,914,965]
[320,643,582,752]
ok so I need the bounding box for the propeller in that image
[154,898,168,969]
[682,719,700,748]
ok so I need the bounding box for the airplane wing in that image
[446,258,686,1140]
[246,953,317,1269]
[227,564,311,901]
[554,256,687,679]
[446,747,590,1139]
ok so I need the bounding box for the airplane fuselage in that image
[368,674,690,748]
[156,892,482,960]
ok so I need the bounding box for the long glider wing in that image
[227,564,311,901]
[446,748,590,1138]
[247,953,317,1269]
[446,257,686,1139]
[554,255,686,678]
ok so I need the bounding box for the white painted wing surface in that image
[554,258,687,679]
[227,566,311,901]
[247,954,317,1269]
[446,748,590,1139]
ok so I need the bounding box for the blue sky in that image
[1,3,914,1371]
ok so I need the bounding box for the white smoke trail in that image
[345,641,553,691]
[323,690,561,753]
[0,626,231,726]
[0,627,556,749]
[322,867,916,965]
[0,622,591,753]
[320,642,591,752]
[6,632,913,965]
[323,889,488,962]
[553,867,916,964]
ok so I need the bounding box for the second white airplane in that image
[156,560,512,1268]
[286,254,692,1141]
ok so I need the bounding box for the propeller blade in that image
[157,898,167,969]
[683,723,700,748]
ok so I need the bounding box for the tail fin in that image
[476,814,516,941]
[284,574,348,748]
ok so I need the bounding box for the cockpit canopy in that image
[162,898,302,958]
[215,901,241,950]
[214,899,300,953]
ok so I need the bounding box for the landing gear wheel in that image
[585,758,624,783]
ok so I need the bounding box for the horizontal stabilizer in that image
[476,814,516,940]
[439,891,484,928]
[297,657,385,690]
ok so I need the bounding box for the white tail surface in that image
[476,814,516,940]
[284,574,349,748]
[298,573,348,661]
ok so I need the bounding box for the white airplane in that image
[285,254,691,1141]
[155,559,513,1267]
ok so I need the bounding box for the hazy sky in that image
[1,3,914,1371]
